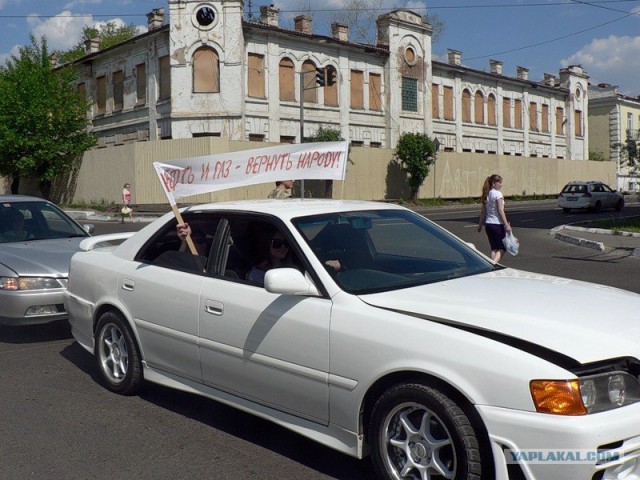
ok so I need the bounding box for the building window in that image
[193,132,221,137]
[248,134,265,142]
[541,104,549,133]
[324,65,338,107]
[369,73,381,111]
[474,91,484,124]
[402,77,418,112]
[113,71,124,111]
[461,89,471,123]
[280,135,296,144]
[443,86,454,120]
[248,53,265,98]
[193,47,219,93]
[431,84,439,119]
[627,112,633,131]
[279,58,295,102]
[502,98,511,128]
[529,102,538,132]
[556,107,564,135]
[302,60,317,103]
[487,94,496,126]
[370,141,382,148]
[158,55,171,100]
[96,76,106,114]
[575,110,583,137]
[350,70,364,109]
[514,99,523,129]
[136,63,146,105]
[351,140,364,147]
[77,82,86,97]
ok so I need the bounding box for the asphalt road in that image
[1,200,638,480]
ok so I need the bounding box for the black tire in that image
[95,311,142,395]
[616,199,624,212]
[594,200,602,213]
[562,207,571,213]
[369,383,483,480]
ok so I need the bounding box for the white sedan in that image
[65,200,640,480]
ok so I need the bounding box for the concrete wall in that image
[60,138,616,206]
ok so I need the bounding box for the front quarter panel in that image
[326,291,572,434]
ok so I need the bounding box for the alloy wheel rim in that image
[381,402,456,480]
[99,323,129,383]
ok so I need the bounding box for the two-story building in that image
[70,0,589,162]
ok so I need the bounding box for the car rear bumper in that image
[479,403,640,479]
[0,288,68,325]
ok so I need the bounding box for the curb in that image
[550,226,605,252]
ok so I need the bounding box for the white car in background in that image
[558,180,624,213]
[65,200,640,480]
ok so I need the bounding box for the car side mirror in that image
[84,224,95,234]
[264,268,320,296]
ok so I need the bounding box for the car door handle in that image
[122,279,135,291]
[205,300,224,316]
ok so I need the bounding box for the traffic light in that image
[315,67,326,87]
[326,65,337,86]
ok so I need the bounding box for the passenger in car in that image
[247,230,298,286]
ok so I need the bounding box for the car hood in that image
[359,268,640,365]
[0,237,86,277]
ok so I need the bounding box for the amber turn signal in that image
[530,380,587,415]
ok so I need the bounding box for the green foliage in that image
[588,149,607,162]
[614,131,640,174]
[0,35,96,196]
[394,132,438,202]
[57,22,140,64]
[309,126,343,142]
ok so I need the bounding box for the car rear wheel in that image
[95,311,142,395]
[562,207,571,213]
[369,383,483,480]
[616,199,624,211]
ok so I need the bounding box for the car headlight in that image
[530,372,640,415]
[0,276,66,291]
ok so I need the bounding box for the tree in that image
[329,0,445,45]
[614,132,640,175]
[394,132,438,202]
[57,22,140,64]
[0,35,96,197]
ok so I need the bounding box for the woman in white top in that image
[477,174,512,262]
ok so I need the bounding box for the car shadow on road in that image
[59,342,374,480]
[0,320,72,344]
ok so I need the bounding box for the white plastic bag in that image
[502,231,520,256]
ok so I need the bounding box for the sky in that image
[1,0,640,95]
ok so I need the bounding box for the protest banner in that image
[153,141,348,204]
[152,141,349,256]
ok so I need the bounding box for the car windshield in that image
[293,209,497,294]
[0,201,88,244]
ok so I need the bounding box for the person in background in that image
[477,174,512,262]
[121,183,134,223]
[268,180,294,199]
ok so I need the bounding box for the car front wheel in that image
[370,383,483,480]
[616,199,624,211]
[95,311,142,395]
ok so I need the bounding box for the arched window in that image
[474,91,484,124]
[193,47,219,93]
[462,89,471,123]
[279,58,295,101]
[487,94,497,126]
[302,60,317,103]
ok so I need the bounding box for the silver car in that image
[558,180,624,213]
[0,195,94,326]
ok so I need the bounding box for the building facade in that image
[71,0,589,161]
[589,83,640,191]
